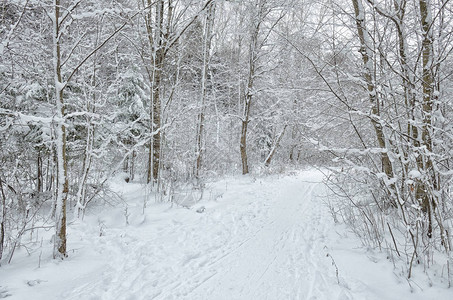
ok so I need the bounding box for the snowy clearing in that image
[0,169,450,299]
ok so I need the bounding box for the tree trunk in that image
[36,150,43,193]
[76,120,93,218]
[351,0,395,195]
[240,84,253,175]
[240,1,263,175]
[151,75,162,184]
[240,119,250,175]
[417,0,436,238]
[130,150,136,181]
[53,0,68,258]
[265,125,287,167]
[195,2,215,179]
[0,177,6,262]
[146,0,165,184]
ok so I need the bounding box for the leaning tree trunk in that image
[351,0,396,199]
[264,125,287,167]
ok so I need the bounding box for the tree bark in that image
[195,2,215,179]
[37,151,43,193]
[53,0,68,258]
[240,1,264,175]
[417,0,436,237]
[0,177,6,262]
[146,0,166,184]
[264,125,287,167]
[351,0,395,192]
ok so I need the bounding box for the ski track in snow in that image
[62,172,351,300]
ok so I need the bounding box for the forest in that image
[1,0,453,291]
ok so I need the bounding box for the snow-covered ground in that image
[0,169,451,299]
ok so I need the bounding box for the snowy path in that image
[1,170,450,299]
[185,182,337,300]
[63,171,347,300]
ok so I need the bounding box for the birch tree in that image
[49,0,135,257]
[52,0,68,258]
[195,1,216,180]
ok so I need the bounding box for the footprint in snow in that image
[0,286,11,298]
[26,279,45,287]
[196,206,206,213]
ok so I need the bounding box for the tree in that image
[48,0,133,258]
[139,0,215,184]
[239,0,285,174]
[195,1,216,180]
[52,0,68,258]
[313,0,453,277]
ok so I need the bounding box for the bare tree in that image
[141,0,214,184]
[195,1,216,180]
[239,0,284,174]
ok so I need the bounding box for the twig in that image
[326,252,340,284]
[387,223,401,257]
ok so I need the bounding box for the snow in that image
[0,169,450,299]
[408,169,422,179]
